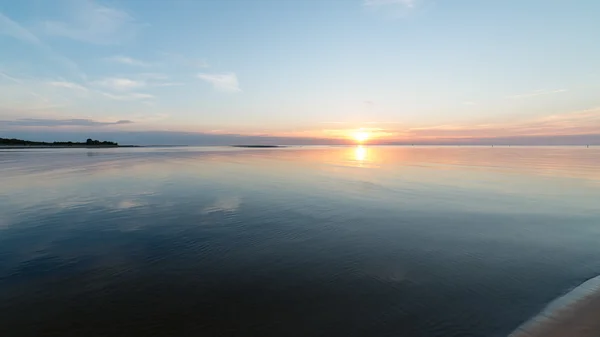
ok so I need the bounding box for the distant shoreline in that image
[0,144,595,149]
[0,145,139,149]
[231,145,285,148]
[0,137,129,148]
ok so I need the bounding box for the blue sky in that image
[1,0,599,144]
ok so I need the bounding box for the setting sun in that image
[353,131,370,143]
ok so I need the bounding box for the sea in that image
[1,146,599,337]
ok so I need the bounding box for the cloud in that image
[93,74,179,92]
[197,72,241,92]
[310,107,600,144]
[407,107,600,139]
[509,89,568,99]
[101,92,154,101]
[106,56,152,67]
[0,71,22,84]
[154,82,184,87]
[161,52,210,68]
[0,118,133,127]
[364,0,416,8]
[48,81,88,91]
[129,112,170,123]
[0,12,84,78]
[4,127,599,146]
[40,0,142,44]
[186,59,209,68]
[137,73,169,80]
[0,11,41,44]
[94,77,145,91]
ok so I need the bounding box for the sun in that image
[353,131,370,143]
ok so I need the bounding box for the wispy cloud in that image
[0,71,22,84]
[129,112,170,123]
[0,11,41,44]
[92,74,181,94]
[101,92,154,101]
[0,73,76,113]
[154,82,184,87]
[312,107,600,143]
[197,72,241,92]
[138,73,168,80]
[94,77,146,91]
[161,52,210,68]
[0,11,84,78]
[364,0,416,8]
[0,118,133,127]
[407,107,600,138]
[135,73,184,87]
[106,56,152,67]
[1,72,155,113]
[48,81,88,91]
[40,0,142,44]
[509,89,568,99]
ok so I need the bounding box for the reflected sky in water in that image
[1,146,600,337]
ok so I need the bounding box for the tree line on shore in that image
[0,137,119,146]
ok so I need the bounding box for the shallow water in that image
[1,146,599,337]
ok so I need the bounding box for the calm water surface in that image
[1,146,600,337]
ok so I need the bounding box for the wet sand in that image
[509,275,600,337]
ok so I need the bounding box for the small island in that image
[0,137,136,148]
[231,145,285,148]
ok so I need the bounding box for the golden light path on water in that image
[354,145,367,161]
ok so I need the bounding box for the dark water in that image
[1,146,599,337]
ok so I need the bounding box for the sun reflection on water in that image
[355,146,368,161]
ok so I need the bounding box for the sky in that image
[0,0,599,145]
